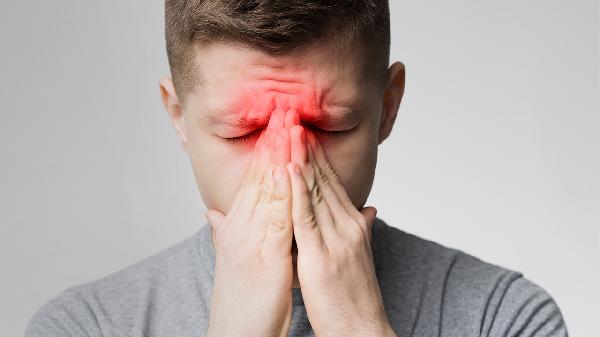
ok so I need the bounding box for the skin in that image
[160,40,405,336]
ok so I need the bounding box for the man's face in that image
[161,40,403,215]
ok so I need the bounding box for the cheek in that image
[322,124,378,208]
[188,135,255,213]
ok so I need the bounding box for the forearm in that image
[346,321,396,337]
[319,316,396,337]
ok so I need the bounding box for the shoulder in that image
[25,227,211,337]
[444,250,568,336]
[372,217,568,336]
[24,286,102,337]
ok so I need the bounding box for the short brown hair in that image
[165,0,390,104]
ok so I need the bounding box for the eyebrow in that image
[215,116,267,130]
[214,110,360,129]
[305,110,360,127]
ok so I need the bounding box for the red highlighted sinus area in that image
[220,79,327,133]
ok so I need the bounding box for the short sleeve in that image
[24,288,102,337]
[487,277,568,337]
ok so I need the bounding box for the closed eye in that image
[222,129,263,144]
[305,123,356,139]
[222,124,355,144]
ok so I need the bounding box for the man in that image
[25,1,568,336]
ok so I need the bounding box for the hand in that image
[204,109,294,337]
[284,115,395,337]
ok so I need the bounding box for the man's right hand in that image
[204,109,294,337]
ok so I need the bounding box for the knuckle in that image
[299,207,317,228]
[269,215,289,232]
[323,260,341,277]
[243,168,264,188]
[315,164,329,185]
[272,189,289,202]
[310,181,323,204]
[300,185,312,200]
[348,226,367,246]
[331,239,357,260]
[356,216,368,231]
[323,161,337,179]
[258,186,272,205]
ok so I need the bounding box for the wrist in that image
[378,323,397,337]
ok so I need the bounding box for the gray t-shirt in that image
[24,217,568,336]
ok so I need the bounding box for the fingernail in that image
[299,127,306,144]
[273,167,284,182]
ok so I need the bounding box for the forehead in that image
[189,41,371,126]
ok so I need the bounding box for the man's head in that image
[160,0,405,215]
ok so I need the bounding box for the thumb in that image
[359,206,377,243]
[205,209,225,249]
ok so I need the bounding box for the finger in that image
[246,196,271,248]
[262,165,293,258]
[305,130,362,220]
[256,108,284,151]
[237,126,281,239]
[272,127,291,165]
[224,154,261,224]
[284,109,300,129]
[306,139,355,231]
[244,119,283,236]
[221,111,286,236]
[218,108,285,220]
[258,108,284,192]
[254,121,276,178]
[291,126,339,237]
[205,209,225,250]
[232,157,266,229]
[267,109,285,136]
[290,125,308,167]
[290,126,315,200]
[359,206,378,243]
[286,161,326,255]
[249,125,287,235]
[289,128,336,242]
[229,114,281,223]
[229,125,279,227]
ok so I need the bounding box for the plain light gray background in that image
[1,1,598,336]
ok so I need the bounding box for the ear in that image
[378,62,405,145]
[159,76,190,154]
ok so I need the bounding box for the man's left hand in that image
[283,116,396,337]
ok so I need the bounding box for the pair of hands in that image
[205,109,395,337]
